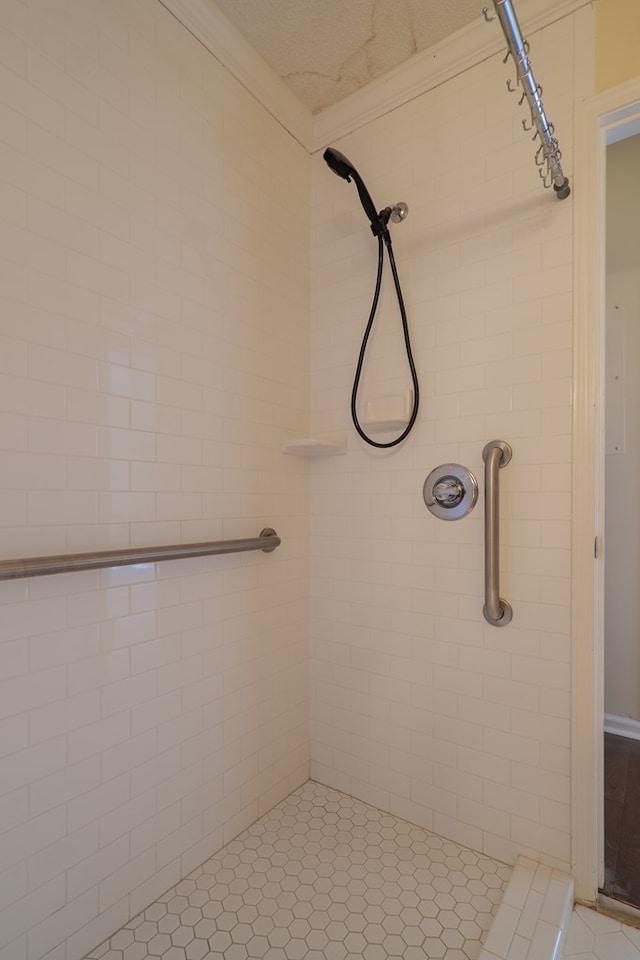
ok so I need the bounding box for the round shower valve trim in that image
[423,463,478,520]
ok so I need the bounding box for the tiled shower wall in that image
[0,1,309,958]
[310,11,590,873]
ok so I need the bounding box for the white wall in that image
[309,10,584,872]
[0,2,309,958]
[604,134,640,721]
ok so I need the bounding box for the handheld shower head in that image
[323,147,381,236]
[323,147,355,182]
[322,149,419,449]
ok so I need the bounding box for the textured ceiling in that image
[211,0,484,114]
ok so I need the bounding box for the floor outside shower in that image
[86,780,511,960]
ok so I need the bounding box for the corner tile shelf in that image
[282,436,347,457]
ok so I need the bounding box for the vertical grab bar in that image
[483,441,513,626]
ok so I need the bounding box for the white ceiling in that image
[210,0,484,114]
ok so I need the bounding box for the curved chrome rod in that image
[483,442,513,626]
[0,528,281,581]
[485,0,570,199]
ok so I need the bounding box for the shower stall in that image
[0,0,598,957]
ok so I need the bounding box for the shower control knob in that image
[433,477,464,507]
[423,463,478,521]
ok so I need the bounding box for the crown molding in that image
[160,0,590,157]
[159,0,314,150]
[312,0,592,151]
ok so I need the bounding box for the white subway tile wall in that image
[0,1,309,958]
[309,14,580,873]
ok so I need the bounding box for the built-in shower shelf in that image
[282,436,347,457]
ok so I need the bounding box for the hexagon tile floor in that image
[85,780,512,960]
[564,905,640,960]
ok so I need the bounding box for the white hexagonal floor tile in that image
[84,782,512,960]
[563,905,640,960]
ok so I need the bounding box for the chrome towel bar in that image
[0,527,281,581]
[482,442,512,626]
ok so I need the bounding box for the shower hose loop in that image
[352,232,419,448]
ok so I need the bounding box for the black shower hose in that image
[351,231,419,448]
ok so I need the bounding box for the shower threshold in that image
[85,780,511,960]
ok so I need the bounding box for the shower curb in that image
[479,856,574,960]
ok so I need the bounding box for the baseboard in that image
[604,713,640,741]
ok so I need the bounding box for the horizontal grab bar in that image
[0,527,281,582]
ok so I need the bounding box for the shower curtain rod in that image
[484,0,570,199]
[0,527,281,581]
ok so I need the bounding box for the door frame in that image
[572,77,640,904]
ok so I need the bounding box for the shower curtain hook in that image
[486,0,570,199]
[538,168,552,188]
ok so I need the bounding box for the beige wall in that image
[596,0,640,91]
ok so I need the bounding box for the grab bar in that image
[482,442,512,626]
[0,527,281,581]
